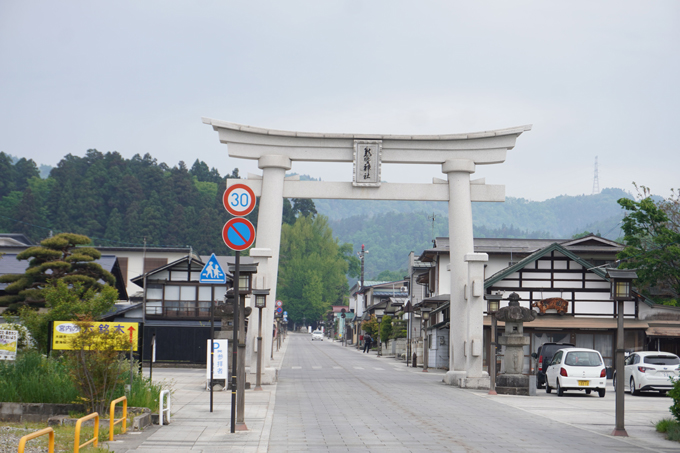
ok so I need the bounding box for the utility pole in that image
[427,213,437,247]
[142,237,147,325]
[592,156,600,195]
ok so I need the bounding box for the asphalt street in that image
[269,333,680,453]
[104,332,680,452]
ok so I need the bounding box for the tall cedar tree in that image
[277,215,351,326]
[0,233,115,311]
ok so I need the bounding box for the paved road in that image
[270,333,680,452]
[105,332,680,452]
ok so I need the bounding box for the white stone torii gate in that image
[203,117,531,387]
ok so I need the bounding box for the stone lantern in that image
[496,293,537,395]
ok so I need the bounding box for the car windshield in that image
[644,355,680,365]
[564,351,602,367]
[313,331,322,335]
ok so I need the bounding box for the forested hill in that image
[1,150,630,278]
[327,188,630,279]
[0,150,241,254]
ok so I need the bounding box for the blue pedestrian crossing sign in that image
[199,253,227,284]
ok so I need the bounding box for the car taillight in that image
[560,367,568,377]
[638,366,651,373]
[539,356,543,366]
[600,368,607,378]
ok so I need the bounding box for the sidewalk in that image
[105,337,289,453]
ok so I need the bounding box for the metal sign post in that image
[210,299,215,413]
[221,183,256,433]
[230,251,240,433]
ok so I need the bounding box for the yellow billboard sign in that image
[0,329,18,360]
[52,321,139,351]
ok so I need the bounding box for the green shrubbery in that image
[0,349,165,415]
[0,350,79,403]
[657,378,680,441]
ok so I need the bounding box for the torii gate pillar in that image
[203,118,531,387]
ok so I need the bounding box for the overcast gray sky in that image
[1,1,678,201]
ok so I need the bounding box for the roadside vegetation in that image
[656,377,680,441]
[0,418,129,452]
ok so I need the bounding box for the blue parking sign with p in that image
[200,253,227,284]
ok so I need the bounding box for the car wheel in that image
[585,389,591,395]
[546,380,552,394]
[556,379,564,397]
[598,388,606,398]
[630,377,638,396]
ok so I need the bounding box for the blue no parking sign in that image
[222,217,256,251]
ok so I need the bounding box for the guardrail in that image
[109,396,127,441]
[17,427,54,453]
[74,412,99,453]
[159,389,171,425]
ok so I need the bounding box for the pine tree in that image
[0,233,116,312]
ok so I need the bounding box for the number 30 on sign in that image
[223,184,256,216]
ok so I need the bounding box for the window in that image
[165,286,180,300]
[564,351,602,366]
[644,355,680,366]
[180,286,195,301]
[552,351,563,365]
[198,286,212,301]
[146,285,163,300]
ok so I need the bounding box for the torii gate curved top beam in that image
[204,118,531,388]
[203,118,531,164]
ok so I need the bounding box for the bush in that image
[0,350,79,403]
[669,377,680,422]
[124,371,165,410]
[64,321,131,414]
[390,319,407,339]
[380,316,392,343]
[657,418,680,442]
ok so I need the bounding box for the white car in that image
[311,330,324,341]
[617,351,680,395]
[545,348,607,397]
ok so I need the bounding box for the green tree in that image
[379,315,393,343]
[64,319,130,414]
[617,185,680,302]
[361,314,379,338]
[277,215,350,325]
[0,233,116,311]
[19,281,118,353]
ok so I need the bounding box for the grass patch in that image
[0,351,79,403]
[1,417,134,452]
[656,418,680,441]
[123,373,165,411]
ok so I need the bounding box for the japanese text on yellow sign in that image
[0,330,18,361]
[52,321,139,351]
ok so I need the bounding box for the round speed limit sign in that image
[223,184,256,216]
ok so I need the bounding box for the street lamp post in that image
[486,293,502,395]
[607,268,638,437]
[253,289,269,392]
[421,307,431,372]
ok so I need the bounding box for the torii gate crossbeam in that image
[204,117,531,388]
